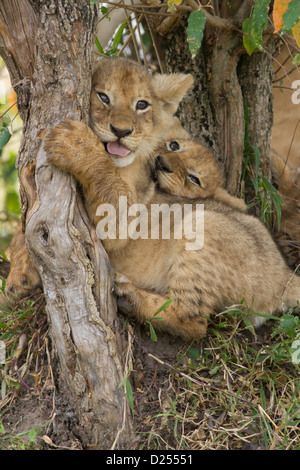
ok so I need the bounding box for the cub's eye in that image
[136,100,149,111]
[169,141,180,151]
[97,93,110,105]
[189,174,201,186]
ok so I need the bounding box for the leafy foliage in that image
[95,17,128,57]
[241,0,300,55]
[277,0,300,47]
[0,121,11,150]
[242,103,284,229]
[242,0,271,55]
[281,0,300,34]
[145,298,173,343]
[186,10,206,59]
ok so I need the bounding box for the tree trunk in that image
[0,0,132,449]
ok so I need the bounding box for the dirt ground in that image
[0,316,279,450]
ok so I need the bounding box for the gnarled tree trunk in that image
[0,0,132,449]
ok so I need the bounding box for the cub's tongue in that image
[107,142,131,157]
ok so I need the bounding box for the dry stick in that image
[145,14,164,74]
[274,51,293,76]
[285,119,300,171]
[273,86,295,91]
[126,14,143,63]
[272,32,300,85]
[0,101,17,118]
[103,1,178,17]
[117,20,139,56]
[273,65,299,84]
[135,13,148,67]
[185,0,236,31]
[111,325,134,451]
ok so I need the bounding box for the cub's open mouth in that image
[105,141,131,157]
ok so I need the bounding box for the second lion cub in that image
[155,139,247,210]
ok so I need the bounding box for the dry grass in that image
[131,310,300,450]
[0,280,299,450]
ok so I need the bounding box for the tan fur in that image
[271,152,300,268]
[155,139,247,210]
[90,58,194,168]
[5,57,194,302]
[111,191,300,338]
[6,59,300,342]
[44,138,300,340]
[5,223,42,302]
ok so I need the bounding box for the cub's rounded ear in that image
[152,73,194,114]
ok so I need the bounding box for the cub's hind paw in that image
[114,272,131,284]
[114,273,133,298]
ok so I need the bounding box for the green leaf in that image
[126,378,134,414]
[95,36,104,54]
[5,190,20,214]
[100,6,109,16]
[243,316,256,335]
[261,177,284,229]
[149,323,158,343]
[0,419,5,434]
[187,347,200,361]
[280,314,299,339]
[112,19,128,50]
[242,18,257,56]
[28,428,37,444]
[291,339,300,365]
[292,53,300,66]
[153,298,173,317]
[282,0,300,33]
[242,0,271,55]
[186,10,206,59]
[0,125,11,150]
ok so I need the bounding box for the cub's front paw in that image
[44,120,101,171]
[44,120,78,163]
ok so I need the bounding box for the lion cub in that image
[7,58,300,342]
[5,57,194,302]
[155,139,247,210]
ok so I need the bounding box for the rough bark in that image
[238,40,275,180]
[0,0,132,449]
